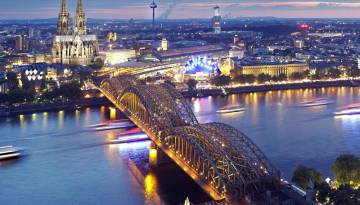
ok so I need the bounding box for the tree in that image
[292,164,323,190]
[6,71,19,90]
[42,90,58,101]
[0,93,9,104]
[58,81,83,101]
[331,154,360,187]
[327,68,342,79]
[316,182,332,204]
[20,74,31,90]
[7,88,35,104]
[186,79,198,91]
[257,73,272,84]
[329,184,360,205]
[91,58,104,70]
[310,69,326,80]
[210,75,231,86]
[347,68,360,78]
[164,80,175,88]
[233,74,256,84]
[290,72,305,81]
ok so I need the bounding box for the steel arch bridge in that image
[94,76,279,203]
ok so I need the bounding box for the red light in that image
[298,24,310,30]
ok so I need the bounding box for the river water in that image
[1,87,360,205]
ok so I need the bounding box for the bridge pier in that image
[149,142,172,167]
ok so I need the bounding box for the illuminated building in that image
[237,62,309,78]
[103,49,137,65]
[52,0,99,65]
[14,63,74,81]
[180,56,219,83]
[294,40,305,49]
[219,59,233,76]
[107,32,117,43]
[212,6,222,34]
[161,36,168,51]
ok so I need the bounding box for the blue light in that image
[183,57,219,75]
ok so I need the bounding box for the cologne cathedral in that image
[52,0,99,65]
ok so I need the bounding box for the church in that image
[52,0,99,65]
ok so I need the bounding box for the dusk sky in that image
[1,0,360,19]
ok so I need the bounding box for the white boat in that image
[216,105,246,114]
[334,103,360,116]
[298,98,333,107]
[0,146,22,160]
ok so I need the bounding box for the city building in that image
[0,71,7,93]
[14,63,74,81]
[52,0,99,65]
[15,35,29,51]
[102,49,137,65]
[235,61,309,77]
[107,32,117,43]
[212,6,221,34]
[140,45,227,62]
[294,40,305,49]
[161,36,168,51]
[176,56,219,83]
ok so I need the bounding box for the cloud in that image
[1,1,360,19]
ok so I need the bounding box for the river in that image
[1,87,360,205]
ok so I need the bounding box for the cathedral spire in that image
[76,0,84,14]
[75,0,87,35]
[57,0,70,35]
[60,0,67,14]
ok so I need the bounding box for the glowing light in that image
[183,56,219,75]
[149,147,158,166]
[109,107,116,120]
[144,173,158,199]
[31,113,37,121]
[193,99,201,113]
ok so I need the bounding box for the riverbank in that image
[3,98,111,116]
[2,79,359,117]
[182,79,360,97]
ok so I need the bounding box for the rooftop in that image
[157,45,226,59]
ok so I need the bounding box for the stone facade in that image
[52,0,98,65]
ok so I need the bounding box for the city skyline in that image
[1,0,360,20]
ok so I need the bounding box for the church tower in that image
[53,0,99,65]
[74,0,87,35]
[56,0,70,35]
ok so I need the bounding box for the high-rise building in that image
[15,35,29,51]
[161,36,168,51]
[52,0,99,65]
[28,28,34,38]
[212,6,222,34]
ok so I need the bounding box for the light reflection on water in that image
[0,87,360,205]
[192,87,360,179]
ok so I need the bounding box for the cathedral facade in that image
[52,0,99,65]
